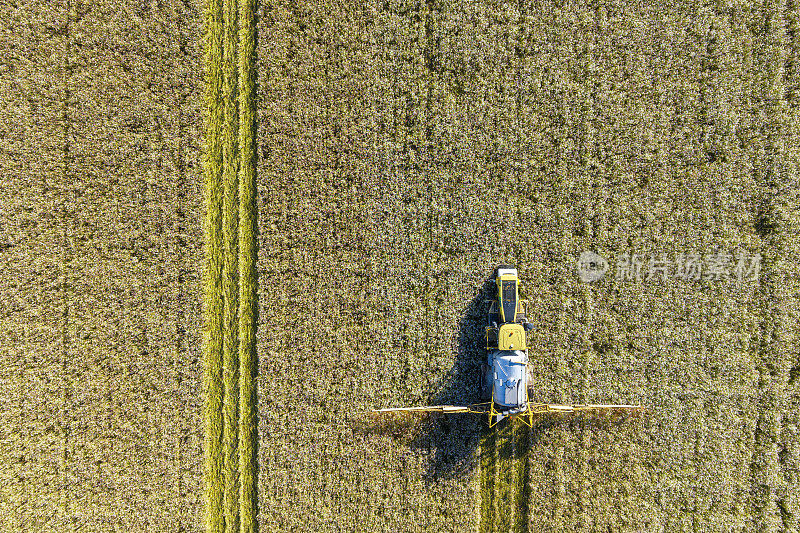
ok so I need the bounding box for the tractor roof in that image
[496,266,517,278]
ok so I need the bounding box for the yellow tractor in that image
[374,265,644,427]
[480,265,533,416]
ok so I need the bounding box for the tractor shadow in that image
[406,274,498,482]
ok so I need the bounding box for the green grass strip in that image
[236,0,259,528]
[202,0,225,530]
[221,0,240,529]
[206,0,257,527]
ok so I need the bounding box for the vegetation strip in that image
[221,0,240,528]
[513,421,531,533]
[498,423,516,532]
[479,426,495,533]
[204,0,258,529]
[203,0,225,529]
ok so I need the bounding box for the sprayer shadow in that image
[405,275,498,481]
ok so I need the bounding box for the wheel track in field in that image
[479,420,531,533]
[203,0,259,530]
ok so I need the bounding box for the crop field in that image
[2,0,800,532]
[0,0,206,530]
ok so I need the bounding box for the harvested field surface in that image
[2,0,800,532]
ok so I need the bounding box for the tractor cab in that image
[496,266,519,323]
[488,265,531,330]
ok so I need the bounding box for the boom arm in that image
[528,403,645,413]
[372,404,489,415]
[371,402,646,428]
